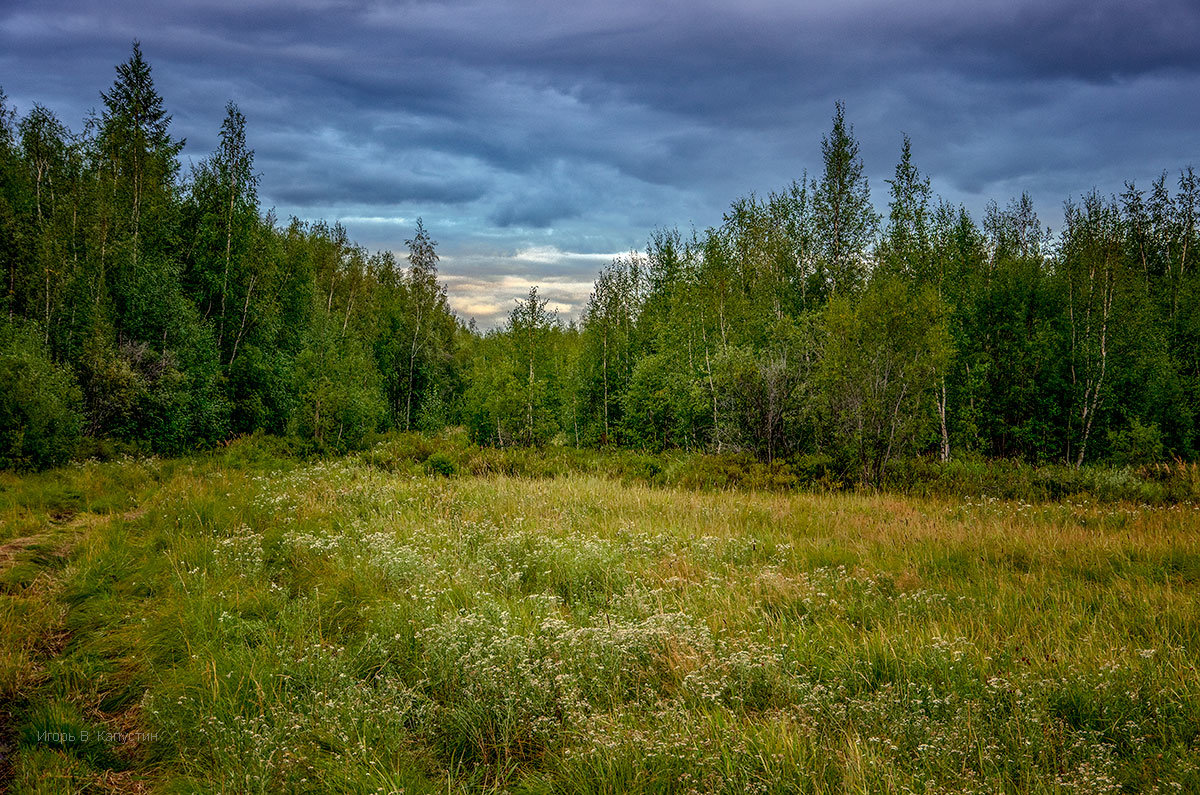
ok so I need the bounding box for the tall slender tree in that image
[185,102,258,360]
[580,256,641,444]
[1062,191,1121,467]
[813,102,878,298]
[402,218,450,430]
[511,286,557,445]
[97,41,184,286]
[879,135,932,280]
[0,88,24,319]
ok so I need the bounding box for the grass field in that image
[1,443,1198,793]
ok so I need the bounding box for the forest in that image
[2,44,1198,481]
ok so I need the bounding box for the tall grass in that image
[0,441,1197,792]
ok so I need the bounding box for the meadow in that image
[1,438,1198,793]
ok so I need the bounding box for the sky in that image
[3,0,1198,327]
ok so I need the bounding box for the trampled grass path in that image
[0,507,149,794]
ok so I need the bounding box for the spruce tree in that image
[813,102,878,298]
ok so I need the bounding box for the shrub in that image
[363,432,436,470]
[1108,419,1164,467]
[424,451,457,477]
[216,432,299,469]
[0,321,83,470]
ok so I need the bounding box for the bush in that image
[788,453,839,489]
[0,321,83,470]
[1108,419,1164,467]
[216,432,299,469]
[424,451,457,477]
[74,436,148,462]
[877,454,1199,504]
[363,433,437,470]
[364,431,1199,505]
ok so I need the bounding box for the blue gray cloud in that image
[3,0,1198,326]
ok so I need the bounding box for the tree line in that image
[2,46,1197,480]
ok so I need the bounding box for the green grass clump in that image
[0,444,1198,792]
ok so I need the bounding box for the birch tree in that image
[1062,191,1121,467]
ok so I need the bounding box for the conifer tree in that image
[813,102,878,298]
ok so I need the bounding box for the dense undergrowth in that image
[0,437,1198,792]
[35,429,1200,507]
[352,431,1200,506]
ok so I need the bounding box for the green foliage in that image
[351,431,1200,504]
[812,101,879,297]
[819,277,952,483]
[621,352,678,450]
[578,256,641,445]
[291,316,385,453]
[880,454,1200,504]
[373,220,458,432]
[1107,418,1164,466]
[226,344,292,435]
[878,134,932,280]
[181,101,259,364]
[463,288,567,447]
[0,320,83,469]
[424,450,456,477]
[3,51,1200,481]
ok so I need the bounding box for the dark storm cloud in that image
[3,0,1198,326]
